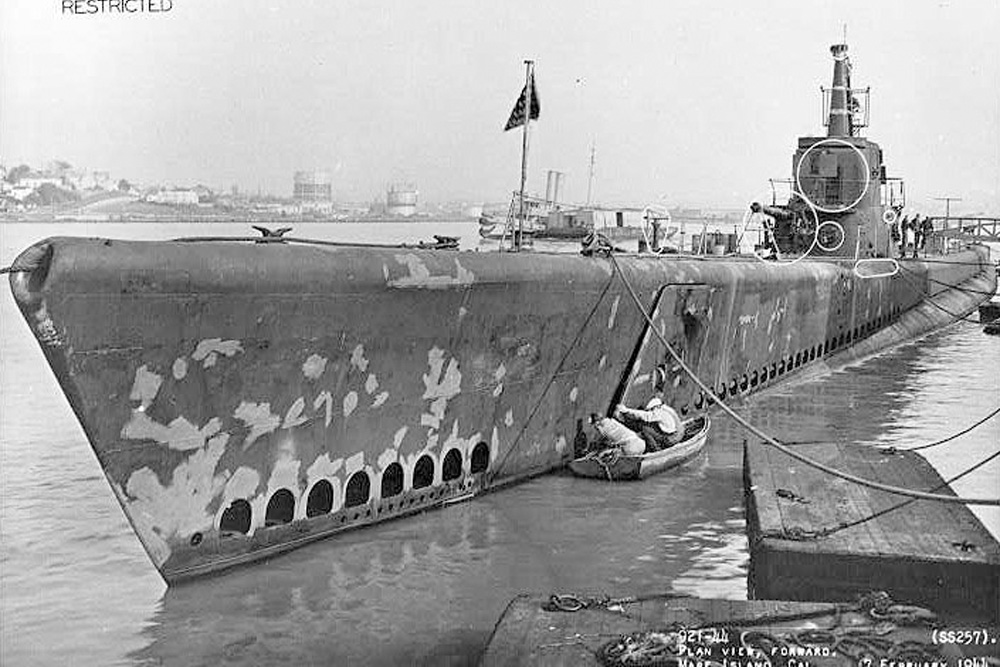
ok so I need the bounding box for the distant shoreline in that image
[0,216,477,225]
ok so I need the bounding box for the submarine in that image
[7,42,995,583]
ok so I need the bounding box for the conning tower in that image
[785,43,904,258]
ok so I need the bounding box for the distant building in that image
[20,176,63,190]
[148,189,199,205]
[66,170,111,191]
[387,182,418,217]
[293,171,333,201]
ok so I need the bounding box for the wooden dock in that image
[744,439,1000,621]
[479,594,997,666]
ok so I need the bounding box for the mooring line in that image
[487,271,617,484]
[904,405,1000,451]
[171,235,422,250]
[813,447,1000,538]
[606,251,1000,506]
[907,256,992,268]
[898,262,998,297]
[895,269,984,324]
[781,405,1000,452]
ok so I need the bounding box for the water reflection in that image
[129,448,742,666]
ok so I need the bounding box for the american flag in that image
[503,73,540,131]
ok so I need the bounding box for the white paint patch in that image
[345,451,364,476]
[608,295,621,329]
[313,391,333,427]
[555,436,568,454]
[599,355,607,369]
[283,397,307,428]
[123,432,230,566]
[122,413,222,452]
[302,354,328,380]
[371,391,389,408]
[494,363,507,382]
[392,427,408,449]
[377,447,398,471]
[569,387,579,403]
[491,427,500,462]
[129,364,162,409]
[492,383,503,398]
[192,338,243,368]
[504,409,514,427]
[265,457,301,497]
[389,254,475,289]
[343,391,358,418]
[172,357,188,381]
[233,401,281,450]
[633,373,651,387]
[223,466,261,503]
[350,344,369,372]
[423,347,462,400]
[306,453,342,485]
[365,373,379,395]
[458,306,468,320]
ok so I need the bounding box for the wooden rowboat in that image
[568,415,710,481]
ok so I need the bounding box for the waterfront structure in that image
[293,171,333,202]
[6,43,995,584]
[386,183,418,216]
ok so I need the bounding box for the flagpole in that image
[517,60,533,251]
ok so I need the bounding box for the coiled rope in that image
[590,591,947,667]
[606,252,1000,506]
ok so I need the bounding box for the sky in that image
[1,0,998,212]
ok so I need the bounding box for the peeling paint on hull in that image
[8,237,995,583]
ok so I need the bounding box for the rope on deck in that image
[606,251,1000,506]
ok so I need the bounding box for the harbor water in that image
[1,222,997,666]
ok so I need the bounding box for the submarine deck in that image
[744,439,1000,621]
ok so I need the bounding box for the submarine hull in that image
[9,237,994,582]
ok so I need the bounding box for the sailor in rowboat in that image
[614,397,683,451]
[589,413,646,456]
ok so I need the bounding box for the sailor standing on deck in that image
[614,397,683,451]
[902,215,917,258]
[920,216,934,255]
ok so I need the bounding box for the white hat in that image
[646,397,663,409]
